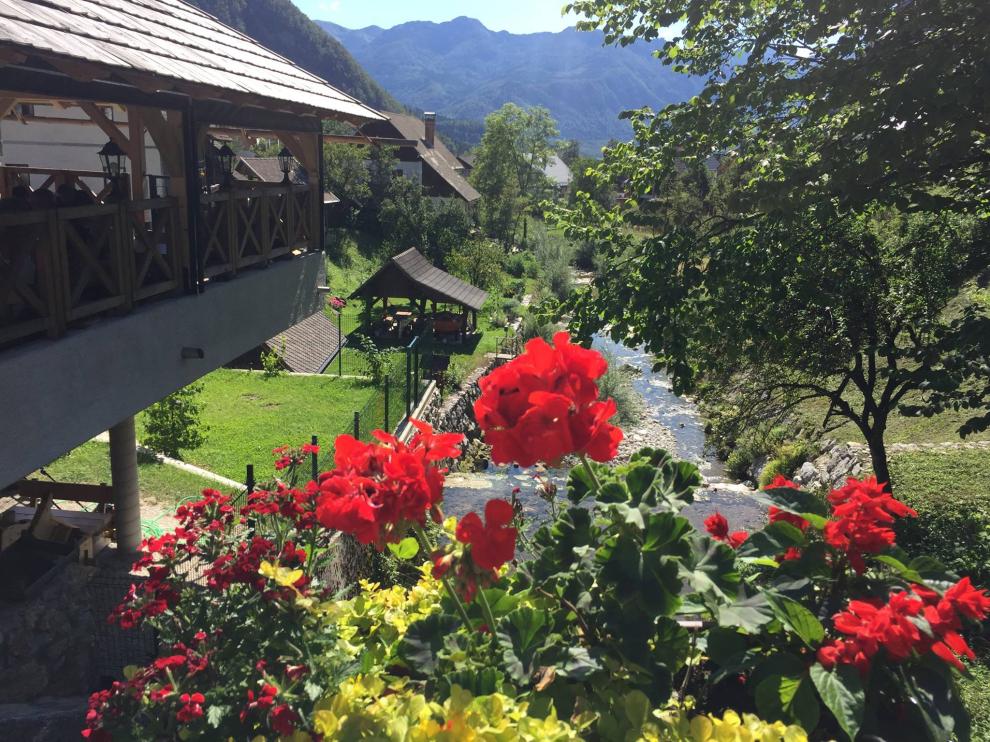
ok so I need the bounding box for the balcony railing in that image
[0,197,182,345]
[1,184,316,347]
[199,184,313,278]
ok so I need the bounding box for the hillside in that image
[317,16,701,153]
[185,0,400,111]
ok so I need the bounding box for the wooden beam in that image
[47,57,106,83]
[0,96,17,119]
[79,101,135,160]
[0,48,27,65]
[7,479,114,504]
[128,107,146,200]
[323,133,417,147]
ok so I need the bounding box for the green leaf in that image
[496,607,552,684]
[681,531,740,603]
[766,593,825,645]
[398,614,462,675]
[206,704,230,728]
[755,672,820,732]
[736,521,805,560]
[387,536,419,560]
[717,593,775,632]
[809,663,865,742]
[875,554,925,584]
[705,626,748,667]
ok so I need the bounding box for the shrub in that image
[725,446,757,481]
[757,441,815,488]
[596,349,644,427]
[352,333,393,385]
[260,338,285,379]
[142,383,206,459]
[505,252,528,278]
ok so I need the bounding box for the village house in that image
[359,111,480,204]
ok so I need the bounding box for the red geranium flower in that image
[457,499,517,571]
[823,476,916,573]
[176,692,205,723]
[270,704,299,736]
[473,332,623,467]
[314,420,463,548]
[705,511,748,549]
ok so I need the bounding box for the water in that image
[441,338,767,535]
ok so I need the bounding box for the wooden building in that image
[0,0,382,553]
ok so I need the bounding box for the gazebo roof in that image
[0,0,383,123]
[350,248,488,312]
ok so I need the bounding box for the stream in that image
[442,337,767,535]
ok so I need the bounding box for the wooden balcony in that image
[0,185,316,348]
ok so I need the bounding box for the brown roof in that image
[235,156,306,185]
[0,0,383,122]
[365,112,480,202]
[266,310,345,374]
[350,248,488,311]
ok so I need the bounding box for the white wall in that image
[1,104,163,197]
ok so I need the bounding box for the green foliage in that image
[566,0,990,214]
[757,443,815,489]
[596,349,645,427]
[555,0,990,485]
[447,239,505,292]
[142,383,206,459]
[351,333,393,385]
[260,338,285,380]
[323,141,371,210]
[472,103,560,243]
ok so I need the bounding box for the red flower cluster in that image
[205,537,307,594]
[704,512,748,549]
[434,499,518,602]
[765,475,811,533]
[473,332,623,467]
[241,484,319,531]
[176,692,205,723]
[818,578,990,674]
[315,420,463,548]
[823,476,917,573]
[272,443,320,472]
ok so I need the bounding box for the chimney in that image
[423,111,436,148]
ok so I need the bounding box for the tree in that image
[377,176,431,255]
[142,383,206,459]
[447,239,506,292]
[426,200,474,268]
[323,141,370,209]
[568,156,613,210]
[555,0,990,489]
[567,0,990,216]
[471,104,560,243]
[557,139,581,167]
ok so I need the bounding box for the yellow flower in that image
[259,560,303,588]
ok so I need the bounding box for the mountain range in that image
[317,16,701,153]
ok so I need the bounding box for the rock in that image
[794,461,819,485]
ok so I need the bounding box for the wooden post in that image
[109,416,141,554]
[127,107,146,202]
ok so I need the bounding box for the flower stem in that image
[476,583,498,632]
[411,523,473,627]
[578,453,602,491]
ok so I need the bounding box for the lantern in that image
[217,143,236,180]
[277,146,293,183]
[98,139,127,177]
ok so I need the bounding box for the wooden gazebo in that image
[350,248,488,338]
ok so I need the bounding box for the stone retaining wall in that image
[425,358,498,437]
[792,439,990,491]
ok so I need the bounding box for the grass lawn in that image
[37,440,224,509]
[137,369,378,482]
[796,388,990,446]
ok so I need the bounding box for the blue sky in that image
[291,0,579,34]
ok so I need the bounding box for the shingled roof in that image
[265,310,345,374]
[364,112,480,203]
[350,248,488,311]
[0,0,383,122]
